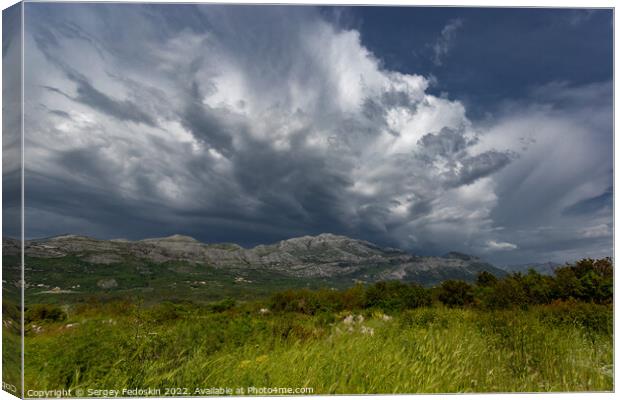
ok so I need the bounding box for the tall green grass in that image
[24,304,612,394]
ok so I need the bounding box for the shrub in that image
[146,302,182,323]
[538,299,612,335]
[208,298,236,313]
[474,258,612,309]
[521,270,554,304]
[271,289,315,314]
[2,301,20,323]
[552,267,584,300]
[340,284,366,310]
[73,298,136,317]
[552,258,612,303]
[437,280,474,307]
[364,281,431,311]
[269,286,366,315]
[476,271,498,287]
[270,317,321,341]
[399,308,448,328]
[268,282,431,314]
[25,304,67,323]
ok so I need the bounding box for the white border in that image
[0,1,616,400]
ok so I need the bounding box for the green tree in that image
[437,280,474,307]
[476,271,498,287]
[364,281,431,311]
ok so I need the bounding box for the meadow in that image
[22,301,612,394]
[15,258,615,394]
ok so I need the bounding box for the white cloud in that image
[431,18,463,66]
[486,240,518,251]
[581,224,611,239]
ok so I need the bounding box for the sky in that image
[5,4,613,265]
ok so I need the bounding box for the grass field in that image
[21,301,613,394]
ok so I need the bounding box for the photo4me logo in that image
[246,387,314,395]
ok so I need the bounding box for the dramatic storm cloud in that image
[21,4,612,265]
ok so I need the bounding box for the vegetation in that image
[2,301,21,396]
[25,304,67,324]
[17,255,353,306]
[14,258,615,393]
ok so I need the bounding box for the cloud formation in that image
[431,18,463,66]
[20,5,612,265]
[486,240,518,252]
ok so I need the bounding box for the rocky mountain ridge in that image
[4,233,507,285]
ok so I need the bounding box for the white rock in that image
[361,326,375,336]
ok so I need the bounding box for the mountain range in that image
[4,233,511,285]
[501,262,561,276]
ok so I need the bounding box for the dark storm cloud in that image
[20,4,613,264]
[48,109,71,119]
[41,75,157,126]
[562,187,613,217]
[418,128,468,157]
[362,87,422,134]
[41,85,70,97]
[42,70,157,126]
[72,76,157,127]
[3,3,23,239]
[451,151,513,187]
[181,83,235,156]
[24,171,176,240]
[415,128,514,189]
[56,21,104,50]
[219,125,356,236]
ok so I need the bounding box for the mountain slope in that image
[6,233,507,303]
[500,262,561,276]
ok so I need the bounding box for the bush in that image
[364,281,431,311]
[472,258,613,309]
[399,308,448,328]
[478,277,527,309]
[552,258,612,303]
[270,317,322,341]
[437,280,474,307]
[3,301,20,323]
[521,270,554,304]
[538,300,612,335]
[73,298,136,317]
[208,298,236,313]
[476,271,498,287]
[552,267,584,300]
[340,284,366,310]
[270,289,317,314]
[146,302,182,323]
[25,304,67,323]
[198,257,613,317]
[268,282,430,314]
